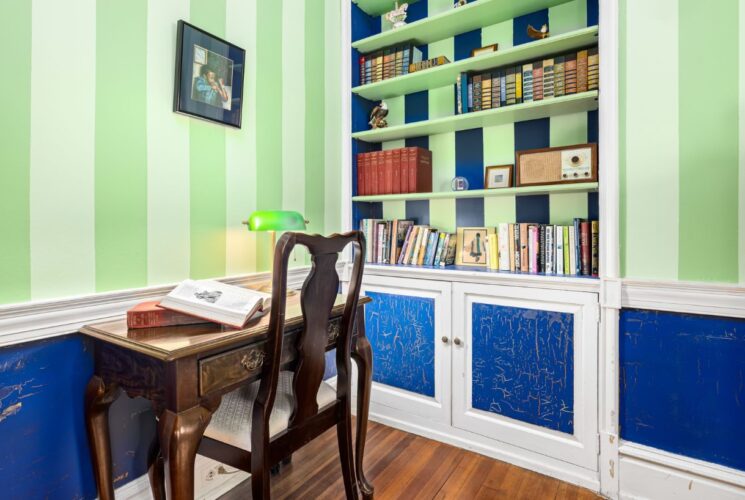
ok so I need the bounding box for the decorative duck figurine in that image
[527,23,550,40]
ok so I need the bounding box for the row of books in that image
[485,220,599,276]
[409,55,450,73]
[359,44,423,85]
[357,147,432,196]
[360,219,457,267]
[456,47,598,114]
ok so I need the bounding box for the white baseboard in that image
[619,442,745,500]
[365,401,600,492]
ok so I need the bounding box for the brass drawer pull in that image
[240,350,265,371]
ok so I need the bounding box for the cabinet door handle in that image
[441,336,449,344]
[453,338,463,346]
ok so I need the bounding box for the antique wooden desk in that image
[80,294,373,500]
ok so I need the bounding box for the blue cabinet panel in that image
[620,309,745,472]
[365,291,435,397]
[471,303,574,433]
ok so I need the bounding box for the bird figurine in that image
[384,2,408,29]
[369,101,389,129]
[527,23,549,39]
[454,0,468,7]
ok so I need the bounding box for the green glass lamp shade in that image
[244,210,307,232]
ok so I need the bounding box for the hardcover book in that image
[515,65,523,103]
[440,235,457,267]
[532,61,544,101]
[473,74,482,111]
[481,73,492,110]
[556,226,564,275]
[577,49,588,93]
[498,223,510,271]
[564,53,577,94]
[127,301,212,329]
[580,220,591,275]
[505,67,516,105]
[554,55,565,97]
[591,220,599,276]
[493,71,502,108]
[519,223,529,272]
[588,47,599,90]
[522,63,534,102]
[543,58,555,99]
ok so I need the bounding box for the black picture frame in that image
[173,20,245,128]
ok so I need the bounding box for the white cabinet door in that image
[361,275,452,425]
[452,283,599,470]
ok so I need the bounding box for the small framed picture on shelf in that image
[174,20,245,128]
[456,227,495,267]
[484,165,513,189]
[471,44,498,57]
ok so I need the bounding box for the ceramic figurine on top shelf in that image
[454,0,467,8]
[384,2,408,29]
[369,101,389,129]
[527,23,550,39]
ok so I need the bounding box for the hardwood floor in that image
[218,421,601,499]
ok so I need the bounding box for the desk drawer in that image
[199,318,343,396]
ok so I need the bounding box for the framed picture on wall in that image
[174,20,245,128]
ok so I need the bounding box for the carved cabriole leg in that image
[85,376,120,500]
[351,312,374,499]
[158,402,218,500]
[147,437,165,500]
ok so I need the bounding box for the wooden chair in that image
[197,231,366,499]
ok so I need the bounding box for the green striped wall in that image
[0,0,342,306]
[620,0,743,283]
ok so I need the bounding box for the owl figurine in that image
[369,101,389,129]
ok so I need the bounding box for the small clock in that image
[451,176,469,191]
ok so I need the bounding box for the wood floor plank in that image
[216,421,601,500]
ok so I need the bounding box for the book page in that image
[167,280,270,315]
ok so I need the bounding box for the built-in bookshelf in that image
[348,0,601,280]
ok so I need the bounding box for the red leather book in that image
[407,147,433,193]
[127,301,210,329]
[384,149,395,194]
[357,153,366,195]
[532,61,544,101]
[580,221,591,275]
[371,151,381,195]
[392,148,402,194]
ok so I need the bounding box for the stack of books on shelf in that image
[126,280,271,329]
[456,46,598,114]
[357,147,432,195]
[360,219,457,267]
[359,43,423,85]
[409,55,451,73]
[485,220,599,277]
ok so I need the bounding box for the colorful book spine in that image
[505,67,516,105]
[580,221,591,275]
[556,226,564,275]
[456,73,463,114]
[359,56,366,85]
[577,49,588,93]
[568,226,577,275]
[532,61,544,101]
[554,55,565,97]
[591,220,599,276]
[528,225,539,273]
[573,218,582,274]
[493,71,501,108]
[498,223,510,271]
[473,74,482,111]
[514,65,523,103]
[539,225,546,273]
[588,47,599,90]
[481,73,492,110]
[520,223,529,272]
[499,70,506,107]
[488,235,498,270]
[543,58,554,99]
[508,224,516,272]
[564,53,577,94]
[563,226,570,274]
[545,225,553,274]
[522,63,534,102]
[513,223,521,271]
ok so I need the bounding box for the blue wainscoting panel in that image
[471,303,574,433]
[365,291,436,397]
[620,309,745,471]
[0,335,155,499]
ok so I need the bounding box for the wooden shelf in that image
[352,182,598,202]
[352,0,574,53]
[353,27,598,100]
[352,91,598,143]
[353,0,423,17]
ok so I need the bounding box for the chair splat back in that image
[252,231,366,448]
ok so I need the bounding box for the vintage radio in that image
[515,143,597,187]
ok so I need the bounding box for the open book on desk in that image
[159,279,272,328]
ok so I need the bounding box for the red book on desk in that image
[127,301,210,329]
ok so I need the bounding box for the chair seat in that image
[204,371,337,451]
